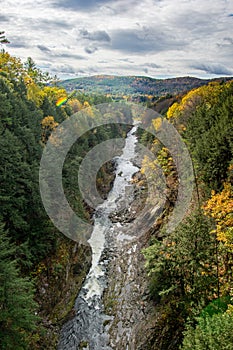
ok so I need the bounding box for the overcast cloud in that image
[1,0,233,79]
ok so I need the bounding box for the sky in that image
[1,0,233,79]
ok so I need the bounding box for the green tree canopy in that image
[0,224,38,349]
[181,311,233,350]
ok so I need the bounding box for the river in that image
[58,125,140,350]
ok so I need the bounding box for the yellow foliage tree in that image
[203,166,233,293]
[0,51,65,107]
[67,98,82,113]
[166,102,180,119]
[152,117,162,131]
[203,181,233,250]
[41,86,67,104]
[41,116,59,144]
[166,82,224,121]
[0,51,24,80]
[83,100,94,117]
[24,77,43,106]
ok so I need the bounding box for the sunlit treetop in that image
[167,82,224,120]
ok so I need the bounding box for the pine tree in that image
[0,31,9,44]
[181,311,233,350]
[0,224,38,349]
[143,212,217,310]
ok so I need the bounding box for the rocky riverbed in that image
[102,176,160,350]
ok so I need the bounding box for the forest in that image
[0,44,233,349]
[141,80,233,349]
[0,48,127,349]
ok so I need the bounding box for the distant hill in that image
[59,75,232,97]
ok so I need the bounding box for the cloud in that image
[51,64,76,75]
[79,29,111,55]
[169,10,217,34]
[75,69,86,74]
[110,27,186,54]
[80,29,111,42]
[222,37,233,45]
[53,0,112,11]
[85,46,98,54]
[39,50,88,60]
[0,14,9,22]
[118,58,134,63]
[101,0,142,15]
[146,63,161,68]
[1,0,233,79]
[31,18,72,31]
[38,45,51,53]
[8,37,29,49]
[59,53,87,60]
[191,63,233,76]
[45,19,72,29]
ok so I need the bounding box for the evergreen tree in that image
[182,82,233,189]
[0,31,9,44]
[0,224,38,349]
[144,212,217,314]
[181,311,233,350]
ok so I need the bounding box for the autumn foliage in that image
[203,179,233,250]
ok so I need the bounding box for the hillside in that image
[60,75,232,97]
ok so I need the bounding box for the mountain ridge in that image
[60,75,233,97]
